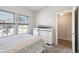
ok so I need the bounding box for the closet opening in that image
[57,11,72,49]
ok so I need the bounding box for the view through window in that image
[18,15,28,34]
[0,10,28,37]
[0,10,15,37]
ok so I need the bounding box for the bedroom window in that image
[0,10,29,37]
[18,15,28,34]
[0,10,15,37]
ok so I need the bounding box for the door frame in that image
[56,8,76,53]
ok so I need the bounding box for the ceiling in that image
[25,6,48,11]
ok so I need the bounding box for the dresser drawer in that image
[39,29,53,44]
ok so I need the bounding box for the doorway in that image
[57,10,72,50]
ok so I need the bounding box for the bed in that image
[0,33,44,53]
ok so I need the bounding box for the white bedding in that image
[0,33,44,53]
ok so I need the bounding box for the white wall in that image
[0,6,35,34]
[35,6,73,43]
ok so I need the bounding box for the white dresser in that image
[39,29,53,45]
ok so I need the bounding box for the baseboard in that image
[58,37,72,41]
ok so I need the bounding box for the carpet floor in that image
[42,44,72,53]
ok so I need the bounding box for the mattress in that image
[0,33,44,53]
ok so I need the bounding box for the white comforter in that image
[0,33,44,53]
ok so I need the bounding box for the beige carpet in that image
[42,45,72,53]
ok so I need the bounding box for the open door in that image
[72,6,78,53]
[75,7,78,53]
